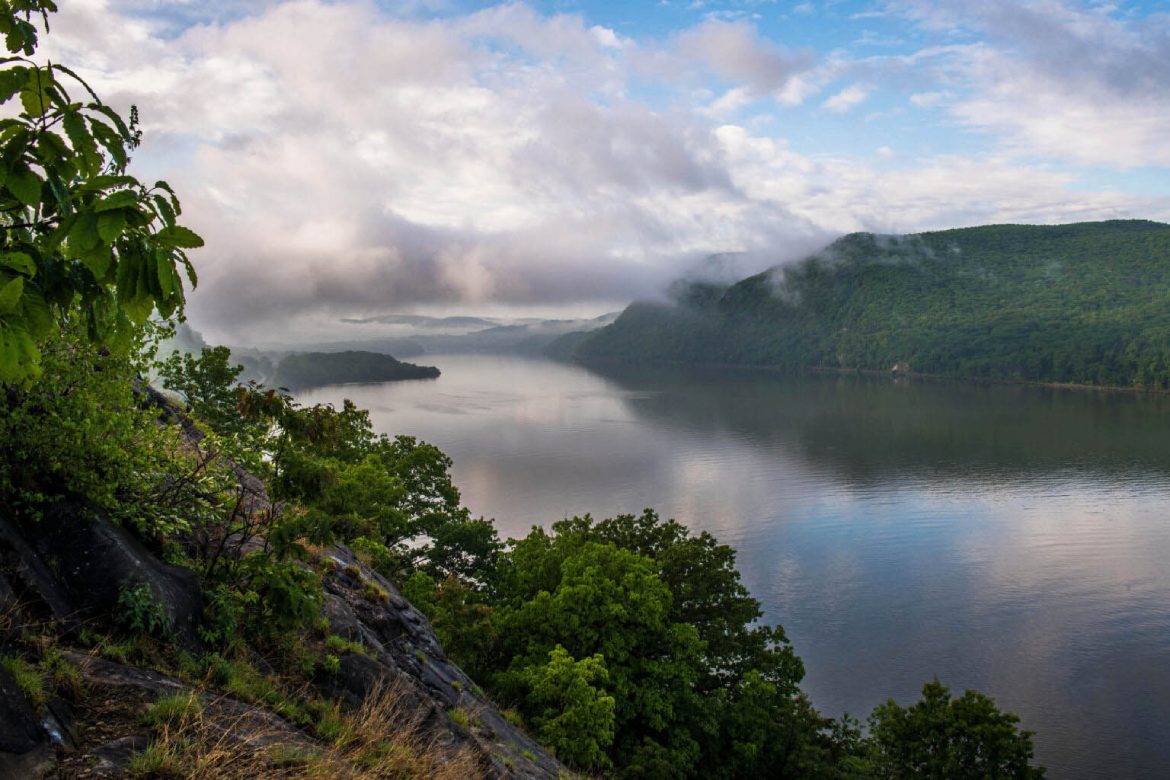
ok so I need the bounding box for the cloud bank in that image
[39,0,1170,342]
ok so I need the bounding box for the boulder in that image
[1,499,203,649]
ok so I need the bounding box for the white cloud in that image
[879,0,1170,167]
[675,19,813,99]
[822,84,868,112]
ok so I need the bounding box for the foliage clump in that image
[0,0,202,386]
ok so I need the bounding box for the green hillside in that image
[572,220,1170,388]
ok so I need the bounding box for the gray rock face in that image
[0,665,43,753]
[0,500,203,649]
[316,544,569,779]
[0,510,570,779]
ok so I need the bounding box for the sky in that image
[38,0,1170,343]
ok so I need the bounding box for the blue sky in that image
[41,0,1170,341]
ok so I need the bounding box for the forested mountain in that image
[569,220,1170,388]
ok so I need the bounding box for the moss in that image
[38,647,82,700]
[126,742,182,778]
[1,654,46,711]
[324,634,365,655]
[502,707,525,728]
[360,580,390,604]
[143,691,203,728]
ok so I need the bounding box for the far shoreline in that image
[567,353,1170,397]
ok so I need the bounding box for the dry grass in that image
[129,678,485,779]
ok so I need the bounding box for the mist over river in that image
[299,354,1170,779]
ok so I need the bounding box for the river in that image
[298,353,1170,779]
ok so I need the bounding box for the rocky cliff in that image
[0,472,568,778]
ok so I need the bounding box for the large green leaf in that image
[0,321,40,384]
[19,284,51,337]
[0,251,34,276]
[18,66,50,117]
[95,189,139,212]
[154,249,175,297]
[156,225,204,249]
[114,248,155,324]
[79,246,112,279]
[6,164,40,207]
[88,118,127,171]
[0,65,27,103]
[0,275,24,314]
[97,209,126,242]
[62,110,100,177]
[68,211,100,252]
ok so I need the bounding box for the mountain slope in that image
[573,220,1170,388]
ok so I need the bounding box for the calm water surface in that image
[299,354,1170,779]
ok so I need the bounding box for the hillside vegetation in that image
[572,221,1170,388]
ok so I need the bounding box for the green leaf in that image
[0,65,27,103]
[45,170,72,216]
[0,126,29,169]
[19,284,51,337]
[115,247,158,323]
[95,189,139,212]
[89,103,131,139]
[89,118,127,171]
[63,110,100,176]
[0,275,24,314]
[49,63,100,103]
[180,253,198,287]
[0,251,34,276]
[6,164,40,207]
[151,193,175,226]
[79,246,112,279]
[154,250,174,298]
[83,174,138,191]
[0,321,41,385]
[155,225,204,249]
[97,209,126,242]
[68,212,100,252]
[19,67,51,117]
[122,287,154,325]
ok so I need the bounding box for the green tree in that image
[0,0,202,386]
[865,679,1045,779]
[520,645,616,772]
[156,345,250,437]
[413,513,839,777]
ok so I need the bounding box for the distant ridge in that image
[271,350,440,390]
[565,220,1170,389]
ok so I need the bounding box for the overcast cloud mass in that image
[39,0,1170,342]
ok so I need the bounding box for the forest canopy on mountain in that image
[571,221,1170,389]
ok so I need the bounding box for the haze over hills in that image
[562,220,1170,389]
[243,313,620,360]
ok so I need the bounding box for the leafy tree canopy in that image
[865,679,1045,779]
[0,0,202,386]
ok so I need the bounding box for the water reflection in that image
[299,355,1170,780]
[586,361,1170,486]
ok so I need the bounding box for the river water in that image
[299,354,1170,779]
